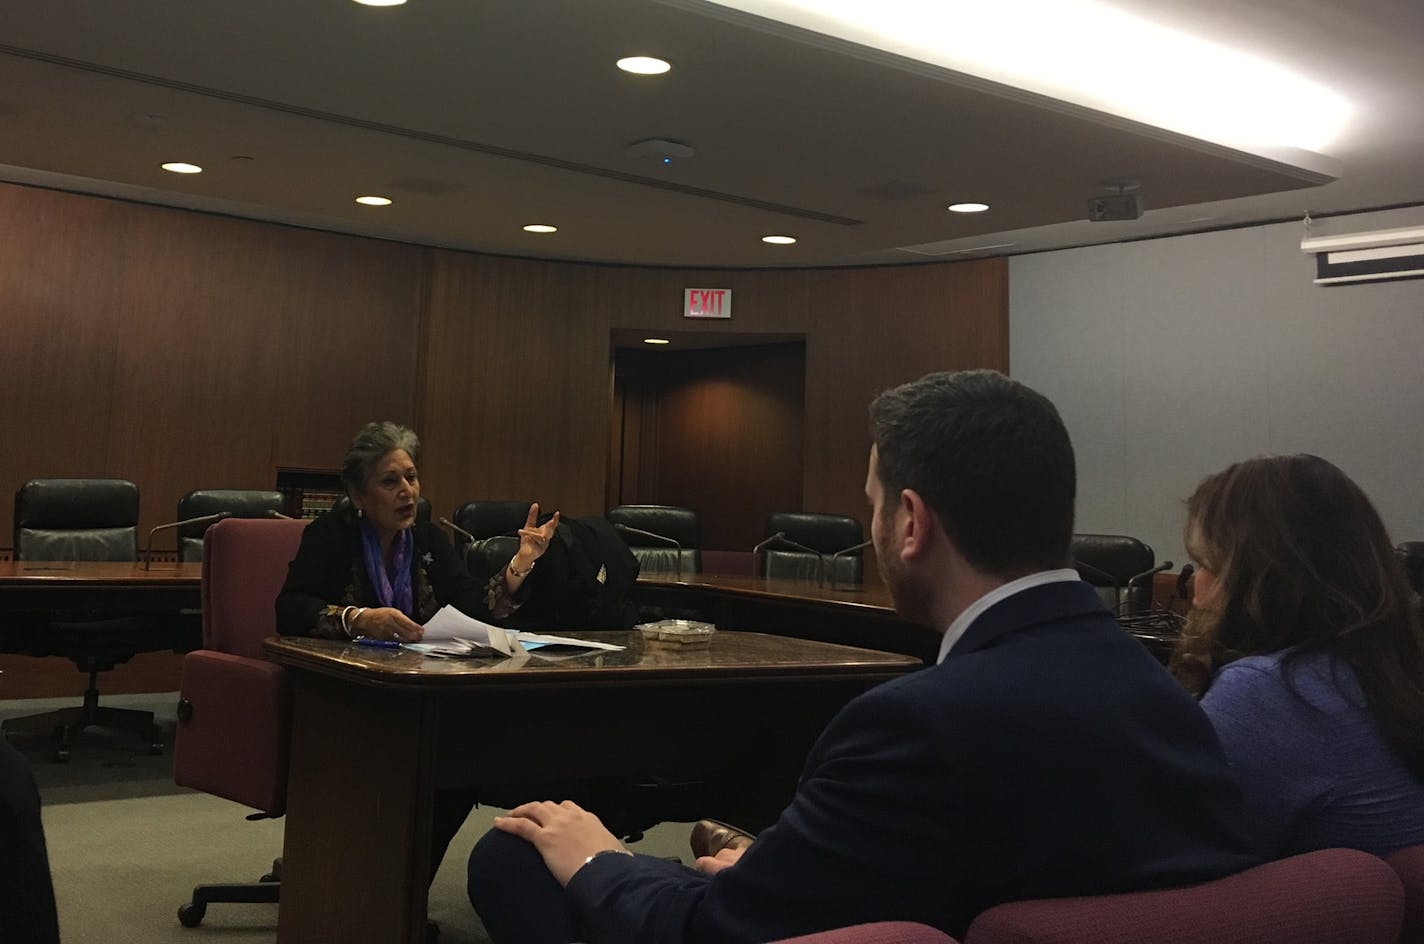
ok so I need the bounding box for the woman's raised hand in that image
[516,502,561,564]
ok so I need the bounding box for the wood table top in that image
[264,629,922,690]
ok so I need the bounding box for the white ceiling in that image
[1,0,1420,268]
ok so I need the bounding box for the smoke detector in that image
[626,138,696,163]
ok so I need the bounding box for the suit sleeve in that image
[565,679,970,944]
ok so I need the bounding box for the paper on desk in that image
[408,605,626,657]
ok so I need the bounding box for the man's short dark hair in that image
[869,370,1075,576]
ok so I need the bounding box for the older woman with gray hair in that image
[277,420,558,642]
[276,421,559,902]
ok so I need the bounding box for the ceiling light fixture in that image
[352,0,407,6]
[160,162,202,174]
[617,56,672,75]
[697,0,1351,153]
[948,202,990,213]
[523,224,558,234]
[762,235,797,245]
[643,338,671,345]
[355,195,393,206]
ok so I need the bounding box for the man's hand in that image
[492,800,626,886]
[694,844,747,876]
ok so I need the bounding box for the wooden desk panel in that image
[265,632,919,944]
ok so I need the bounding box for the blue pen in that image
[354,637,402,649]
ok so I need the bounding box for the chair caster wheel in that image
[53,747,70,764]
[178,902,205,927]
[149,742,165,756]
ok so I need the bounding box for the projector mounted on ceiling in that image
[1301,224,1424,286]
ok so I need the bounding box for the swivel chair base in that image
[177,860,280,928]
[1,668,164,762]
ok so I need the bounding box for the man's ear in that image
[898,488,936,561]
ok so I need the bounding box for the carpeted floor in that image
[5,692,692,944]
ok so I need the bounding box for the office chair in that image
[5,478,170,761]
[772,924,957,944]
[606,504,701,577]
[1387,844,1424,944]
[963,847,1402,944]
[173,516,307,927]
[758,512,865,585]
[174,489,287,562]
[449,500,533,583]
[1070,533,1156,615]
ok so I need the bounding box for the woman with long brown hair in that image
[1171,453,1424,857]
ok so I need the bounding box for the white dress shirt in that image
[936,568,1082,664]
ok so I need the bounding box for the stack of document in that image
[401,605,625,658]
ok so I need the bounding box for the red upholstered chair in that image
[964,848,1403,944]
[1387,844,1424,944]
[172,517,307,927]
[771,923,958,944]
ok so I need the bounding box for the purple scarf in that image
[359,520,414,616]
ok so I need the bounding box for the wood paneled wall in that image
[0,184,423,544]
[0,181,1007,553]
[613,343,807,550]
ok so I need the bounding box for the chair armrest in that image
[173,649,290,816]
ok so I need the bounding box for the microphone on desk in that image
[265,509,294,520]
[752,532,827,586]
[1124,561,1173,615]
[828,539,873,586]
[439,517,477,544]
[612,523,684,581]
[144,512,231,570]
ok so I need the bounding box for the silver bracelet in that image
[507,558,534,579]
[581,848,633,868]
[339,605,356,637]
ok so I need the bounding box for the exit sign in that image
[684,288,732,320]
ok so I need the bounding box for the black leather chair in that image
[175,489,287,562]
[606,505,701,577]
[6,478,170,760]
[758,512,865,585]
[452,500,531,582]
[1071,533,1156,614]
[1396,542,1424,595]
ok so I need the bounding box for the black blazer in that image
[565,579,1259,942]
[275,508,498,637]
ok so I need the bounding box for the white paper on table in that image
[419,605,516,655]
[514,632,625,653]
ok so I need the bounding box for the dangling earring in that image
[356,506,364,518]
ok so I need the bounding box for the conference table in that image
[264,631,921,944]
[0,560,203,614]
[632,573,1180,661]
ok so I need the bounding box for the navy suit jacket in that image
[566,579,1259,942]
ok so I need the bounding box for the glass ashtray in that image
[636,619,717,646]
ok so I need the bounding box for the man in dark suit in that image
[468,370,1258,943]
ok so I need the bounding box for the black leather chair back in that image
[465,535,520,583]
[453,501,531,543]
[14,478,139,562]
[761,512,864,584]
[176,489,288,562]
[1071,533,1155,613]
[1397,542,1424,595]
[606,505,701,576]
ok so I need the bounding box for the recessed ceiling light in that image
[352,0,407,6]
[617,56,672,75]
[762,235,797,245]
[523,224,558,234]
[355,195,392,206]
[160,162,202,174]
[643,338,671,345]
[948,202,990,213]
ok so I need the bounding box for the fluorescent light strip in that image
[696,0,1350,152]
